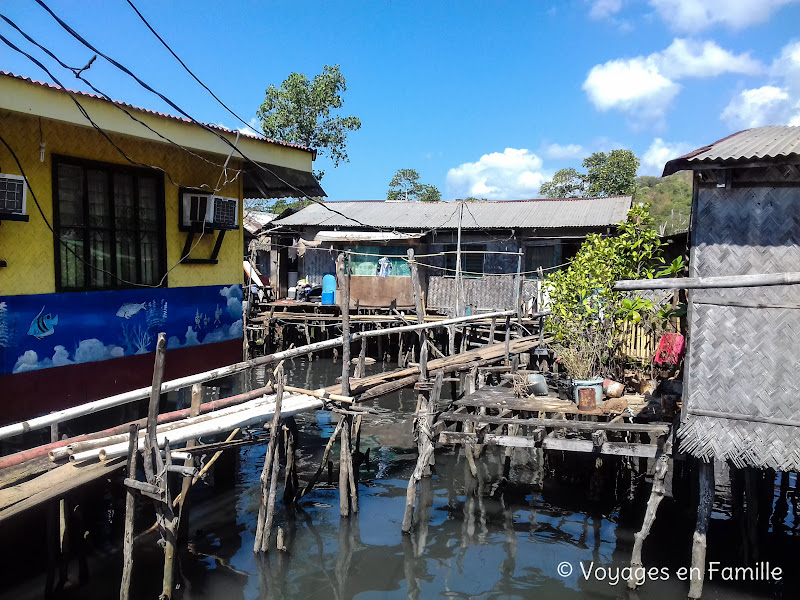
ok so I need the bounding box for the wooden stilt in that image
[120,424,139,600]
[339,415,352,517]
[254,366,284,553]
[177,383,202,541]
[448,325,455,356]
[488,317,496,346]
[299,419,344,499]
[688,460,715,599]
[628,431,672,589]
[355,339,366,379]
[339,253,352,396]
[504,316,511,365]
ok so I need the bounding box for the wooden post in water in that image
[628,431,673,589]
[338,254,352,396]
[255,366,284,552]
[120,424,139,600]
[340,414,352,517]
[403,373,442,532]
[688,460,715,599]
[408,248,425,352]
[177,383,202,541]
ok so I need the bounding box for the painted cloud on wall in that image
[13,339,124,373]
[220,285,243,319]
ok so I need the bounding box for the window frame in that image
[524,241,560,279]
[444,243,486,278]
[52,154,168,292]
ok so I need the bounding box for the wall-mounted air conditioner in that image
[0,173,27,216]
[181,193,238,229]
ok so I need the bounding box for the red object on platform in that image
[655,333,685,365]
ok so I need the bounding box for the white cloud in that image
[584,39,763,125]
[445,148,547,200]
[650,0,796,33]
[641,138,696,175]
[583,56,679,124]
[167,326,201,350]
[721,41,800,128]
[74,338,125,363]
[542,143,586,160]
[659,39,761,79]
[589,0,623,20]
[12,340,123,373]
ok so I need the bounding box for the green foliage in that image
[540,167,586,198]
[544,204,668,378]
[583,150,640,197]
[387,169,442,202]
[635,171,692,234]
[257,65,361,180]
[539,150,639,199]
[244,197,304,214]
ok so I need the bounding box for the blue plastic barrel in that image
[321,274,336,305]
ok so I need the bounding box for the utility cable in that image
[35,0,389,235]
[124,0,262,137]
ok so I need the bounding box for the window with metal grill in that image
[53,156,166,291]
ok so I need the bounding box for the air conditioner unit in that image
[181,193,238,229]
[0,173,27,216]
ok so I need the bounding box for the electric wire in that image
[124,0,262,137]
[0,13,234,180]
[34,0,391,235]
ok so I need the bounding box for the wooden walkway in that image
[435,383,669,459]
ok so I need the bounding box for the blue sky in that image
[2,0,799,201]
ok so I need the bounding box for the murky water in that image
[2,358,798,599]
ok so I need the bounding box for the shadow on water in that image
[2,357,799,599]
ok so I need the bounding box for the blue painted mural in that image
[0,284,243,375]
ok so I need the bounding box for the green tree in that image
[635,171,692,234]
[583,150,639,197]
[387,169,442,202]
[257,64,361,181]
[540,167,586,198]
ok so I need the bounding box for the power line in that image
[0,13,234,182]
[124,0,262,137]
[34,0,388,234]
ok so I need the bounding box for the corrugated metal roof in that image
[273,197,632,230]
[663,126,800,175]
[0,71,316,155]
[243,210,277,234]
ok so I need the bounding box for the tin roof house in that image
[271,196,632,312]
[0,72,323,424]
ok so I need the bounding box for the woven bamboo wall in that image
[678,174,800,470]
[427,275,538,314]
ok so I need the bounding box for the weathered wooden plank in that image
[439,412,669,434]
[0,457,126,523]
[484,432,544,448]
[438,431,478,445]
[543,438,658,458]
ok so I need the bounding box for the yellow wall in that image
[0,109,247,296]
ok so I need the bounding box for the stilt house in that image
[663,125,800,470]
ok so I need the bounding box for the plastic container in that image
[526,373,549,396]
[572,377,604,406]
[321,274,336,306]
[287,286,296,300]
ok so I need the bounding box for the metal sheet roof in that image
[663,126,800,175]
[243,210,277,234]
[273,197,632,230]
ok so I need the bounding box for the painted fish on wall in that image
[116,302,146,319]
[27,306,58,340]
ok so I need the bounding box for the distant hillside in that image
[636,171,692,235]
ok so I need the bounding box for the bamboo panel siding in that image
[619,321,658,362]
[679,182,800,471]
